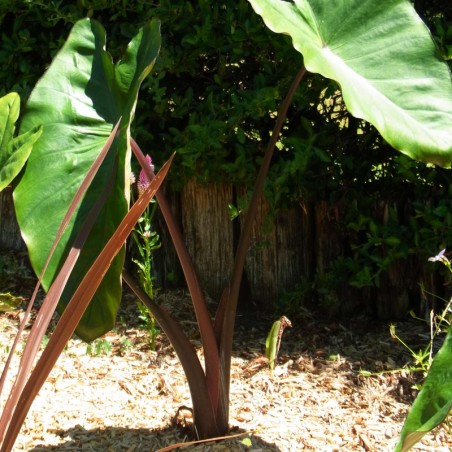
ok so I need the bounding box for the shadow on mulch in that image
[233,310,433,405]
[29,425,282,451]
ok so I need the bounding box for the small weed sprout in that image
[136,300,160,350]
[119,337,132,355]
[389,323,432,379]
[86,338,112,357]
[361,248,451,382]
[41,335,49,348]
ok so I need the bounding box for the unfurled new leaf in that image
[265,316,292,370]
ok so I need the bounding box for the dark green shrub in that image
[1,0,451,317]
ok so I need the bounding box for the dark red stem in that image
[130,139,225,435]
[215,66,307,414]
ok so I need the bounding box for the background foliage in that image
[1,0,452,317]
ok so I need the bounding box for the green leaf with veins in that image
[14,19,161,341]
[248,0,452,166]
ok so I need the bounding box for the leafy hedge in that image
[1,0,452,314]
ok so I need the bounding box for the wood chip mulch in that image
[0,289,451,451]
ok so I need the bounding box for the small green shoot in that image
[390,324,431,373]
[119,337,133,355]
[265,316,292,371]
[41,335,49,348]
[360,297,451,382]
[86,338,112,357]
[137,301,160,350]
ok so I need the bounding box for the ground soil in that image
[0,287,451,451]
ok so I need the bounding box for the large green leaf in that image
[0,92,42,192]
[14,19,161,341]
[395,328,452,451]
[248,0,452,167]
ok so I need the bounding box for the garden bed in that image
[0,289,450,451]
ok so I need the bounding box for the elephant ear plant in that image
[0,18,170,451]
[248,0,452,450]
[1,1,452,450]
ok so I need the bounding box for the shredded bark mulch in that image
[1,289,451,451]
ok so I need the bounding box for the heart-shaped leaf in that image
[14,19,161,341]
[248,0,452,166]
[0,93,42,191]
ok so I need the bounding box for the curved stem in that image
[130,140,224,434]
[215,65,307,414]
[122,270,220,438]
